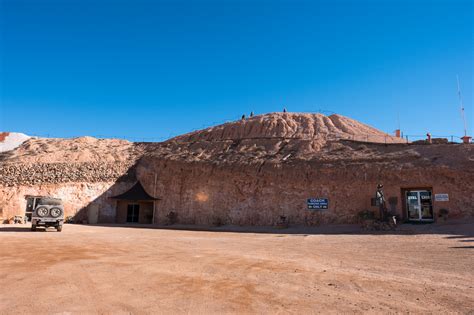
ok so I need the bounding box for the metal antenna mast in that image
[457,75,467,137]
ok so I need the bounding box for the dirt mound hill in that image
[148,113,406,164]
[0,137,158,186]
[0,136,144,164]
[0,132,31,153]
[172,113,403,143]
[136,113,473,226]
[0,113,403,166]
[0,112,408,186]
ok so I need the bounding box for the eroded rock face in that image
[172,113,405,143]
[144,113,405,166]
[0,182,133,222]
[0,162,136,186]
[0,113,472,224]
[0,136,148,220]
[137,142,474,225]
[0,136,144,163]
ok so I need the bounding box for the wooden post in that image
[152,173,157,224]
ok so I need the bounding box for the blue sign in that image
[307,198,329,210]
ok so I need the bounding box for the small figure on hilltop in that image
[250,111,254,117]
[283,108,287,113]
[241,114,246,120]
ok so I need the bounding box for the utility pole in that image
[457,75,468,137]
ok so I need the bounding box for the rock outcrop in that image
[0,162,136,186]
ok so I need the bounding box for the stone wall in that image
[0,162,136,186]
[137,158,474,226]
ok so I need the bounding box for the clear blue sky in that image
[1,0,472,141]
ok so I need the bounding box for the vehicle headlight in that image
[36,207,49,217]
[50,207,62,218]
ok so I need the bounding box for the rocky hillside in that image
[1,112,472,224]
[1,112,403,167]
[172,113,403,143]
[1,136,142,164]
[0,136,158,186]
[146,113,406,164]
[0,112,469,186]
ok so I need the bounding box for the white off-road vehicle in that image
[26,196,64,232]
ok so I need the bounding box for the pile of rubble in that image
[172,113,405,143]
[0,136,151,163]
[0,135,155,186]
[0,162,136,186]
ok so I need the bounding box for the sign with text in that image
[435,194,449,202]
[307,198,329,210]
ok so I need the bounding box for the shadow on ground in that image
[79,219,474,238]
[0,226,52,232]
[2,220,473,240]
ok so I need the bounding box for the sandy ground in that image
[0,223,473,314]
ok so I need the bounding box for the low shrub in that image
[439,208,449,219]
[166,211,178,225]
[358,210,375,221]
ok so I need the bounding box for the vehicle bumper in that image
[32,218,64,226]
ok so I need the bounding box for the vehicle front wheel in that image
[56,225,62,232]
[31,224,36,231]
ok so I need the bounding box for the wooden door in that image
[88,204,99,224]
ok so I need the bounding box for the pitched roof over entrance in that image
[110,181,160,201]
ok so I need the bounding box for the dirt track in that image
[1,223,473,314]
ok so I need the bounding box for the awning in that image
[110,181,160,201]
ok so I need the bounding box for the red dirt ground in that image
[0,223,473,314]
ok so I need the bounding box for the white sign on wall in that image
[435,194,449,202]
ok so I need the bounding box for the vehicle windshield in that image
[37,198,62,206]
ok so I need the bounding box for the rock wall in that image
[0,160,138,221]
[0,181,134,223]
[137,150,474,226]
[1,114,472,226]
[0,162,136,186]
